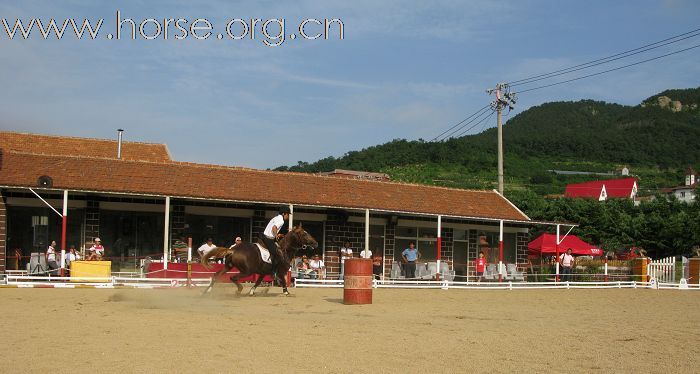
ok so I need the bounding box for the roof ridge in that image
[0,149,172,163]
[0,130,168,147]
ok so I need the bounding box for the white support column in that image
[289,204,294,228]
[436,215,442,279]
[60,190,68,277]
[555,224,560,281]
[163,196,170,269]
[498,219,504,282]
[362,209,370,257]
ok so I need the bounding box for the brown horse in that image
[201,224,318,296]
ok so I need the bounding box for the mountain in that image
[276,87,700,195]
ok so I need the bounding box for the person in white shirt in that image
[309,254,325,279]
[64,245,81,275]
[46,240,59,276]
[339,241,353,280]
[263,206,291,270]
[559,249,575,282]
[360,248,372,259]
[87,237,105,260]
[197,238,217,259]
[229,236,243,249]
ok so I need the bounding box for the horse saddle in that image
[254,243,273,264]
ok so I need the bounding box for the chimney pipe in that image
[117,129,124,159]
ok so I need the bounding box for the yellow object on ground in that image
[70,261,111,282]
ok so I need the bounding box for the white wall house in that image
[666,167,698,203]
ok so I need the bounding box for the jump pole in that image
[604,256,609,282]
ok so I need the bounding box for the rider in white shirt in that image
[263,206,291,270]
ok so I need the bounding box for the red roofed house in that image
[0,131,540,279]
[564,178,639,201]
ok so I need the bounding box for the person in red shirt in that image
[475,252,488,282]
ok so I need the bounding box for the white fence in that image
[647,256,676,283]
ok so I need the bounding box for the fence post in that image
[604,258,608,283]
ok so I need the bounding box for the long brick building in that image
[0,131,534,279]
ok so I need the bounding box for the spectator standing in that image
[401,241,421,279]
[372,249,383,280]
[475,252,488,282]
[172,235,188,262]
[339,241,353,280]
[46,240,59,276]
[560,249,575,282]
[309,254,325,279]
[197,238,217,259]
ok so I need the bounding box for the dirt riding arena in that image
[2,287,698,373]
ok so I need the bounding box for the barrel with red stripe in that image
[343,258,373,305]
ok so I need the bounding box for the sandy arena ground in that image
[1,286,698,373]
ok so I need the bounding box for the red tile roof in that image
[564,178,638,199]
[0,131,171,163]
[0,150,529,222]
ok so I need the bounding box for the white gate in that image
[648,256,676,283]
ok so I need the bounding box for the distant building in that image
[319,169,390,181]
[662,166,698,203]
[564,178,639,201]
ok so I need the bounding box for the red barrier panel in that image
[146,262,273,283]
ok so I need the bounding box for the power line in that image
[513,42,700,94]
[454,110,495,138]
[438,107,493,141]
[507,27,700,86]
[431,104,490,142]
[510,31,700,87]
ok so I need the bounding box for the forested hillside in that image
[277,87,700,195]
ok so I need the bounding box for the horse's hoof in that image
[283,291,290,296]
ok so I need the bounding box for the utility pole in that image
[487,83,516,195]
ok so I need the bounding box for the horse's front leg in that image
[277,269,290,296]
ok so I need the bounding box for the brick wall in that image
[467,229,478,275]
[170,200,186,240]
[324,213,367,279]
[441,227,454,264]
[516,232,529,272]
[0,191,6,273]
[383,224,395,278]
[84,198,100,244]
[252,209,267,241]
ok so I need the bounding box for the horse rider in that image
[263,206,291,272]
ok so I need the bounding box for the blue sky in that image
[1,0,699,168]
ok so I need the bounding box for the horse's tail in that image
[200,246,234,269]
